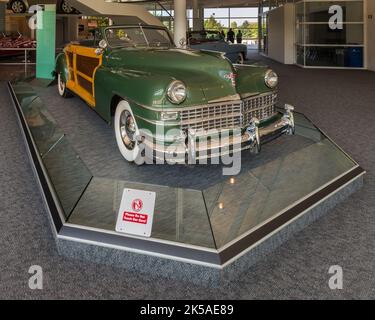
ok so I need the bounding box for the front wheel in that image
[114,100,144,164]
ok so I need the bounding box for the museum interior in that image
[0,0,374,300]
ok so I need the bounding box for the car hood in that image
[228,43,247,49]
[105,48,239,104]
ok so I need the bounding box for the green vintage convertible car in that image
[55,24,295,164]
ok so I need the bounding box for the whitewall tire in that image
[114,100,143,164]
[57,73,71,98]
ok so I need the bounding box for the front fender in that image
[94,67,165,124]
[235,65,272,95]
[55,52,69,82]
[94,66,207,123]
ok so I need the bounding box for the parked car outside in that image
[55,25,295,164]
[188,30,248,64]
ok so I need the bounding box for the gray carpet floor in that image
[1,54,375,299]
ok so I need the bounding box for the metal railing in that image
[0,47,64,77]
[0,47,36,74]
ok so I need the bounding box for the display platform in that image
[8,80,365,282]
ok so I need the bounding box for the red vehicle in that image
[0,33,36,58]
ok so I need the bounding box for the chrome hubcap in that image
[12,1,24,13]
[120,110,136,150]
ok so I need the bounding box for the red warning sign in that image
[116,189,156,237]
[123,211,148,225]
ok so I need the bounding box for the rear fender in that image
[55,52,69,82]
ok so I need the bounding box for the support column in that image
[174,0,187,47]
[66,16,78,42]
[258,3,262,52]
[192,0,203,31]
[36,5,56,80]
[0,2,6,34]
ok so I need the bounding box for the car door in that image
[65,31,103,107]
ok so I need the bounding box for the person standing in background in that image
[236,30,243,44]
[227,28,235,43]
[220,30,225,40]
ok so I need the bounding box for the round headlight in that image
[167,80,187,104]
[265,70,278,89]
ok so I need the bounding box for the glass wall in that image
[148,4,175,31]
[148,4,260,48]
[296,0,365,68]
[202,7,259,46]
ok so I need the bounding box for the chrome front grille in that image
[180,101,242,131]
[242,92,277,126]
[181,92,277,132]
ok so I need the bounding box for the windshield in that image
[105,26,174,48]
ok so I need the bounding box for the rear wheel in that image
[57,73,72,98]
[10,0,26,13]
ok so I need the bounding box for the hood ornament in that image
[224,72,237,87]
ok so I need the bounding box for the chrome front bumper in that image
[142,105,295,164]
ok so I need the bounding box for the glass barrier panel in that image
[42,137,93,219]
[68,178,216,249]
[12,83,65,157]
[204,113,357,249]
